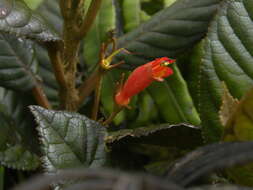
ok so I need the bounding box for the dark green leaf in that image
[106,123,202,148]
[167,142,253,186]
[30,106,107,173]
[0,0,59,41]
[37,0,62,34]
[0,33,37,91]
[196,0,253,142]
[189,185,253,190]
[113,0,220,68]
[0,89,40,170]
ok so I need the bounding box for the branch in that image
[77,0,103,39]
[32,85,52,109]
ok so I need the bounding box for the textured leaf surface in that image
[0,0,59,41]
[167,141,253,186]
[0,89,40,170]
[30,106,107,173]
[197,0,253,142]
[0,33,37,91]
[37,0,62,34]
[112,0,220,68]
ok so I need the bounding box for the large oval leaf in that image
[30,106,107,173]
[0,0,59,41]
[112,0,220,68]
[0,33,37,91]
[196,0,253,142]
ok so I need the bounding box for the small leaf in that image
[0,33,37,91]
[30,106,107,173]
[219,82,239,126]
[0,0,59,41]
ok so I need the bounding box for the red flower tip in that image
[115,57,175,107]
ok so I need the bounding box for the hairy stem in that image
[78,67,104,106]
[32,85,52,109]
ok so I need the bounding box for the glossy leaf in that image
[0,89,40,170]
[196,0,253,142]
[30,106,107,173]
[0,33,37,91]
[0,0,59,41]
[112,0,220,68]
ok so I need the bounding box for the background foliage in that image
[0,0,253,189]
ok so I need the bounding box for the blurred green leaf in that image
[83,0,115,68]
[24,0,43,9]
[113,0,220,68]
[121,0,141,32]
[30,106,107,173]
[0,0,59,41]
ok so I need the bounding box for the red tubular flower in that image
[115,57,175,106]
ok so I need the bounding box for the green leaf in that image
[24,0,43,9]
[0,89,40,170]
[30,106,107,173]
[106,123,202,148]
[0,0,59,41]
[113,0,220,68]
[83,0,115,68]
[37,0,62,34]
[121,0,141,32]
[197,0,253,142]
[148,64,200,125]
[0,33,38,91]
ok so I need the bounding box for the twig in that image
[32,85,52,109]
[77,0,103,39]
[91,74,103,120]
[102,106,122,126]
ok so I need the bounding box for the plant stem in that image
[77,0,103,39]
[78,67,104,106]
[103,106,122,126]
[32,85,52,109]
[91,74,103,120]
